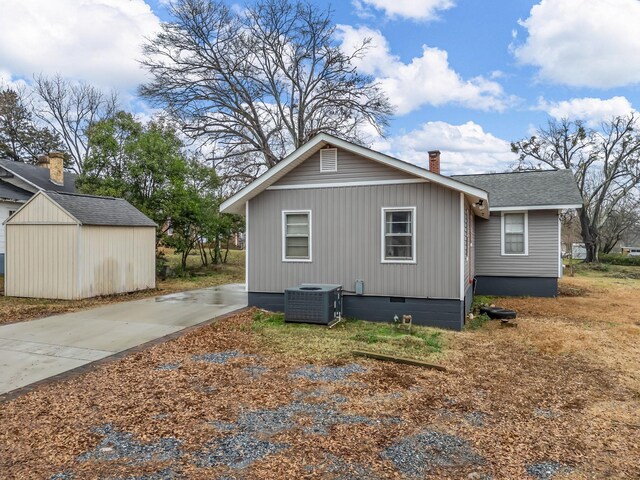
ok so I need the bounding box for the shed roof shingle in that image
[452,169,583,209]
[0,158,78,193]
[46,191,157,227]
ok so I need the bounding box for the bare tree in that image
[32,74,118,173]
[140,0,392,186]
[0,85,62,162]
[599,197,640,253]
[512,116,640,262]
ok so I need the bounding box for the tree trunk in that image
[579,208,599,262]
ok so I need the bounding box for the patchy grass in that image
[251,310,444,362]
[0,250,245,326]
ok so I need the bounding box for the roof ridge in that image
[47,190,119,200]
[452,169,563,178]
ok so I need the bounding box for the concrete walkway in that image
[0,284,247,395]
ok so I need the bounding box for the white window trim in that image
[282,209,312,262]
[501,211,529,256]
[319,148,338,172]
[380,206,417,264]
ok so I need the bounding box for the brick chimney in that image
[428,150,441,175]
[36,152,65,185]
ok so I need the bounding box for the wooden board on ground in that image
[352,350,447,371]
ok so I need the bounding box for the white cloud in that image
[337,25,514,115]
[354,0,455,21]
[366,121,516,175]
[537,96,635,126]
[0,0,161,91]
[514,0,640,88]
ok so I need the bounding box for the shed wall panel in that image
[272,149,418,186]
[248,183,461,298]
[9,194,76,224]
[5,224,78,299]
[79,226,156,297]
[474,210,559,277]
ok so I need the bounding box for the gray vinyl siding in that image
[273,149,417,186]
[248,182,461,299]
[475,210,559,278]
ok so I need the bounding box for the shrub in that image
[599,253,640,266]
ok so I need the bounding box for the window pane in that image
[385,211,412,234]
[286,236,309,258]
[505,214,524,233]
[385,246,412,259]
[284,213,310,259]
[505,233,524,254]
[286,223,308,235]
[286,245,309,257]
[386,235,412,247]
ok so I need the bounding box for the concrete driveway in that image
[0,284,247,395]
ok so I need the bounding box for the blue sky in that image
[1,0,640,174]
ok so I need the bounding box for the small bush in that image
[599,253,640,266]
[466,313,490,331]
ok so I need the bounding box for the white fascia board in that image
[490,204,583,212]
[220,132,489,215]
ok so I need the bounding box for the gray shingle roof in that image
[0,158,78,193]
[0,181,31,202]
[452,169,583,209]
[46,191,157,227]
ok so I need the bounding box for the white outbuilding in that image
[3,190,156,299]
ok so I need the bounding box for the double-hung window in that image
[282,210,311,261]
[502,212,528,255]
[381,207,416,263]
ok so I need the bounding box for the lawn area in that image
[0,249,245,326]
[1,267,638,479]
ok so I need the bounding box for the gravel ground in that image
[108,468,182,480]
[381,430,485,477]
[289,363,368,381]
[533,408,560,419]
[211,400,373,437]
[194,433,289,469]
[243,365,268,378]
[77,425,182,465]
[155,363,181,371]
[305,453,384,480]
[526,461,573,479]
[464,411,487,427]
[191,350,252,364]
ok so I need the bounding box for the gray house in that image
[220,134,582,330]
[0,154,77,274]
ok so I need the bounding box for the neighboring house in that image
[0,153,77,274]
[220,133,583,330]
[4,191,156,299]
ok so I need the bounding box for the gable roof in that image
[0,181,31,202]
[45,191,157,227]
[0,158,78,194]
[220,133,490,217]
[452,169,583,211]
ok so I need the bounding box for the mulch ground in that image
[1,308,639,479]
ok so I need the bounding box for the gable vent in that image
[320,148,338,172]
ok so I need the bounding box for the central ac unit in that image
[284,284,343,326]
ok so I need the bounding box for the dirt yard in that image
[0,271,638,479]
[0,250,245,326]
